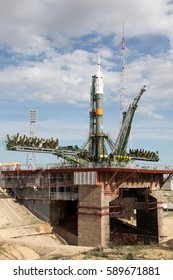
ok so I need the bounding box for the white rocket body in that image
[95,54,104,135]
[95,55,104,94]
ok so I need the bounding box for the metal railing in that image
[1,162,173,172]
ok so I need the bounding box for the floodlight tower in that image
[26,109,38,168]
[120,23,128,123]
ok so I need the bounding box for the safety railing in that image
[1,162,173,172]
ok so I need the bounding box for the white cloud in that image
[0,49,119,104]
[0,44,173,120]
[0,0,173,55]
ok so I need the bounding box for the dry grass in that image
[65,242,173,260]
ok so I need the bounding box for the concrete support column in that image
[151,190,164,242]
[78,184,111,247]
[136,190,164,243]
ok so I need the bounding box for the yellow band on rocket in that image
[96,108,103,115]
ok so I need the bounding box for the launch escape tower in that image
[5,53,159,166]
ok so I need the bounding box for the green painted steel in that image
[111,85,159,163]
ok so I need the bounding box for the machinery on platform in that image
[0,162,21,170]
[5,55,159,166]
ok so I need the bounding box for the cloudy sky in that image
[0,0,173,166]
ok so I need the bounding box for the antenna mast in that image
[120,22,128,122]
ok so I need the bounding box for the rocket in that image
[88,53,107,161]
[95,53,104,135]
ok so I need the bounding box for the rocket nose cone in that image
[96,69,103,78]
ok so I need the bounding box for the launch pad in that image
[1,163,173,246]
[1,54,173,247]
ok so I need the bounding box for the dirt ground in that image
[0,187,173,260]
[0,188,92,260]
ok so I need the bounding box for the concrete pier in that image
[78,184,112,247]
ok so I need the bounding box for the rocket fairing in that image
[95,53,104,135]
[95,53,104,95]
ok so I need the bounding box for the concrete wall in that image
[24,199,50,221]
[11,187,50,221]
[110,196,135,220]
[162,179,173,191]
[50,200,66,226]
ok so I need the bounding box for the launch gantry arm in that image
[5,134,90,165]
[114,85,146,155]
[113,85,159,162]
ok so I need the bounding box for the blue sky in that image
[0,0,173,166]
